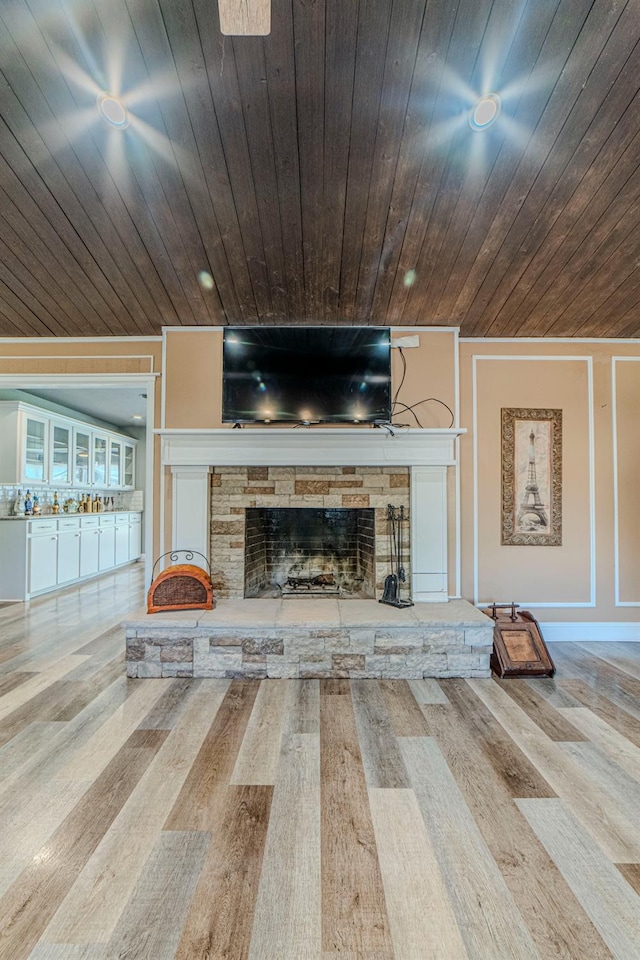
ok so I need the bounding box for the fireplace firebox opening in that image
[244,507,375,599]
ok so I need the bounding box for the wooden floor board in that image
[351,679,409,788]
[41,680,226,945]
[248,733,321,959]
[519,798,640,960]
[231,679,292,785]
[175,786,273,960]
[469,677,640,862]
[420,695,612,959]
[0,577,639,958]
[401,736,540,960]
[369,788,468,959]
[105,830,210,960]
[320,684,394,956]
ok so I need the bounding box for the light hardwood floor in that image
[1,566,640,959]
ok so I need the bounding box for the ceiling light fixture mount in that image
[98,94,128,128]
[469,93,501,131]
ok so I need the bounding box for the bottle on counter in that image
[32,493,40,516]
[12,490,22,517]
[24,491,33,516]
[52,492,59,515]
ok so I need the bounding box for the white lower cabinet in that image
[57,530,81,583]
[99,519,116,571]
[129,516,142,561]
[29,531,59,594]
[80,522,100,578]
[0,512,143,601]
[115,516,131,565]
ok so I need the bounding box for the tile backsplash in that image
[0,485,143,518]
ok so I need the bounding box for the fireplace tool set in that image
[380,504,413,608]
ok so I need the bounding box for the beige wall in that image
[460,340,640,623]
[6,331,639,625]
[163,328,456,429]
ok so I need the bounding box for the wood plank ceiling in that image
[1,0,640,337]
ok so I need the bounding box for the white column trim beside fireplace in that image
[411,466,448,602]
[163,429,464,601]
[171,465,212,565]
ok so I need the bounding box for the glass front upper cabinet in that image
[92,435,107,487]
[24,416,47,481]
[109,440,122,487]
[51,422,72,484]
[74,429,91,485]
[123,444,135,488]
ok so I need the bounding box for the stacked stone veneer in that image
[125,605,493,679]
[210,465,410,599]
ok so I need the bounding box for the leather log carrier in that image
[483,602,555,678]
[147,551,214,614]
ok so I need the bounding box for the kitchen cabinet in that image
[98,516,116,570]
[115,515,130,565]
[0,401,138,490]
[73,428,91,485]
[51,422,72,485]
[57,518,81,583]
[129,515,142,560]
[0,512,144,601]
[92,435,108,487]
[80,518,100,578]
[109,440,122,488]
[123,444,135,489]
[24,415,48,482]
[28,520,59,594]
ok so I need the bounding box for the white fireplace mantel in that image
[159,427,464,468]
[161,427,466,603]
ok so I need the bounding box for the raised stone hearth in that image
[124,599,492,679]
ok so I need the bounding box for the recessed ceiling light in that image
[98,94,128,128]
[131,414,143,421]
[469,94,501,131]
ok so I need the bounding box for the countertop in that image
[0,510,143,520]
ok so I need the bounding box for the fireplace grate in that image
[281,571,341,598]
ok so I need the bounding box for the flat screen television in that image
[222,327,391,424]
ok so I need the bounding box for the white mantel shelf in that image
[158,427,465,467]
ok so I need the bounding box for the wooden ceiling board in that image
[492,90,640,336]
[413,0,565,326]
[0,0,164,335]
[87,0,220,326]
[381,0,498,324]
[156,0,255,322]
[1,0,640,336]
[458,0,636,335]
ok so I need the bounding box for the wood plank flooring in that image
[1,567,640,959]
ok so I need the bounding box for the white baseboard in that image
[541,622,640,642]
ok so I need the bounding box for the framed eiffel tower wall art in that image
[501,408,562,546]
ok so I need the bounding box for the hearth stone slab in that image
[123,599,492,679]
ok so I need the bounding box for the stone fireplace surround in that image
[209,465,410,601]
[123,427,494,679]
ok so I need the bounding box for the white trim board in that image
[541,622,640,642]
[612,357,640,606]
[459,336,640,344]
[160,325,461,333]
[0,337,162,343]
[472,354,596,608]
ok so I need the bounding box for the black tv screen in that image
[222,327,391,424]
